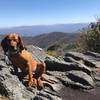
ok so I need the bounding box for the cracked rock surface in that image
[0,45,100,100]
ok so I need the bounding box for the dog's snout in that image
[10,46,14,49]
[10,45,17,51]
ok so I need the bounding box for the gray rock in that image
[27,45,46,61]
[46,70,94,90]
[66,71,94,88]
[65,52,100,68]
[85,51,100,58]
[45,55,91,76]
[0,45,100,100]
[0,60,34,100]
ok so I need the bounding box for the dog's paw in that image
[37,79,44,90]
[28,78,37,87]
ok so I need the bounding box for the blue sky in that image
[0,0,100,28]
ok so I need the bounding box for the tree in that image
[78,20,100,53]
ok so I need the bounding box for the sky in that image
[0,0,100,28]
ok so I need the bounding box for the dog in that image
[1,33,46,89]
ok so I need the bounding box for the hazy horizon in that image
[0,22,89,29]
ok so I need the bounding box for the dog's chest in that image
[9,54,28,68]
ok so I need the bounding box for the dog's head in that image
[1,33,25,53]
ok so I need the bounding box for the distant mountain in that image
[23,32,79,48]
[0,23,88,36]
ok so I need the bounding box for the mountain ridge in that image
[22,32,79,48]
[0,23,88,36]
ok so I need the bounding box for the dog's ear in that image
[18,35,25,51]
[1,36,9,53]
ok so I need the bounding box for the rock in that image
[45,55,91,76]
[0,60,34,100]
[85,51,100,58]
[27,45,46,61]
[0,45,100,100]
[46,70,94,90]
[64,56,91,75]
[66,71,94,89]
[65,52,100,68]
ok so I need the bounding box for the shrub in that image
[78,20,100,53]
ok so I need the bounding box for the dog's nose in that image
[10,46,14,49]
[10,46,17,50]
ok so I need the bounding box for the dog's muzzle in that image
[9,46,17,51]
[8,46,19,55]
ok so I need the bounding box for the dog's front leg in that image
[28,62,37,87]
[28,62,33,86]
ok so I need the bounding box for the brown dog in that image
[1,33,46,88]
